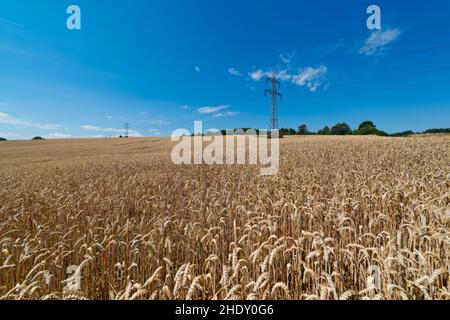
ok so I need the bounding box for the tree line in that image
[1,124,449,141]
[280,121,450,137]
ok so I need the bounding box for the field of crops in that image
[0,136,449,300]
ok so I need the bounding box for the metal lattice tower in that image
[265,71,282,130]
[124,122,129,138]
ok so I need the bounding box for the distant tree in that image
[317,126,331,135]
[331,123,351,135]
[354,126,388,136]
[280,128,297,136]
[390,131,415,137]
[32,136,44,140]
[358,121,376,131]
[0,137,6,141]
[297,124,309,135]
[424,128,450,134]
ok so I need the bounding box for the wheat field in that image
[0,135,449,300]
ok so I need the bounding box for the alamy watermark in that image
[65,5,380,31]
[66,5,81,30]
[171,121,280,176]
[367,5,382,30]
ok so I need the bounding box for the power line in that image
[383,41,450,61]
[327,78,450,96]
[380,57,450,72]
[406,79,450,88]
[327,40,450,75]
[330,65,450,88]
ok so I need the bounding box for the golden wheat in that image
[0,135,449,300]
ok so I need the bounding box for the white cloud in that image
[80,124,142,137]
[248,66,328,92]
[140,119,167,125]
[212,111,239,118]
[149,120,166,125]
[0,112,62,130]
[249,69,270,81]
[228,68,242,77]
[249,69,292,82]
[38,124,63,130]
[46,133,72,139]
[0,132,26,140]
[359,28,402,56]
[120,130,142,137]
[276,69,292,81]
[291,66,328,91]
[195,66,201,73]
[148,129,160,133]
[198,105,230,114]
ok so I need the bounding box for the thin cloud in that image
[0,132,27,140]
[80,124,142,137]
[181,105,190,110]
[46,133,72,139]
[0,112,62,130]
[228,68,242,77]
[194,66,201,73]
[198,105,230,114]
[280,52,295,64]
[150,120,165,125]
[0,17,25,28]
[212,111,239,118]
[359,28,402,56]
[80,125,120,132]
[141,119,167,125]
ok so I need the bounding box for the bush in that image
[0,137,7,141]
[32,136,45,140]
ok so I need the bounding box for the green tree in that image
[358,121,376,131]
[318,126,330,135]
[297,124,309,135]
[32,136,44,140]
[0,137,7,141]
[331,123,351,135]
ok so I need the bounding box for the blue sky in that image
[0,0,449,139]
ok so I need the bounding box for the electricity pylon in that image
[265,71,282,130]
